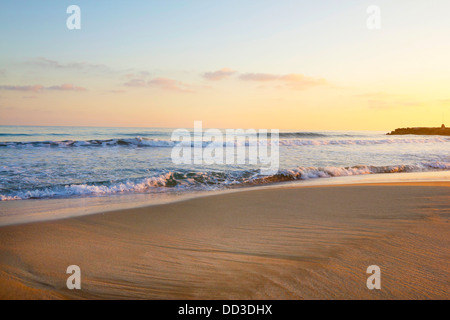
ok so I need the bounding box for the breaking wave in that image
[0,136,448,148]
[1,162,449,201]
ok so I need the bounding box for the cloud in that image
[47,84,87,91]
[124,79,148,87]
[28,57,111,73]
[125,71,150,79]
[123,71,153,87]
[148,77,195,93]
[28,57,152,79]
[0,84,86,92]
[356,92,421,109]
[124,77,196,93]
[239,73,279,82]
[0,85,44,92]
[203,68,236,81]
[239,73,327,90]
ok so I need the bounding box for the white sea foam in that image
[1,162,449,201]
[0,136,448,148]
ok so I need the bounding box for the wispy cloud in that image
[0,85,44,92]
[28,57,153,80]
[203,68,236,81]
[47,84,86,91]
[0,84,87,92]
[148,77,195,93]
[124,71,150,79]
[239,73,328,90]
[124,79,148,87]
[28,57,111,73]
[239,73,279,82]
[123,77,196,93]
[124,71,152,88]
[356,92,421,109]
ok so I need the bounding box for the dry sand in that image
[0,182,449,299]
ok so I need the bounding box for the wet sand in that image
[0,182,449,299]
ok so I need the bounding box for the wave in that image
[248,162,450,184]
[0,171,246,201]
[278,137,450,146]
[279,132,327,138]
[1,162,449,201]
[0,136,449,148]
[0,137,175,148]
[0,131,338,138]
[0,133,33,136]
[278,132,363,138]
[0,133,71,137]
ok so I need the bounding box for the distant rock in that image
[387,125,450,136]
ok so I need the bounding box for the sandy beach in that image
[0,182,448,300]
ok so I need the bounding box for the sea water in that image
[0,125,449,201]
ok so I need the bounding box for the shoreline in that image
[0,181,449,299]
[1,170,449,227]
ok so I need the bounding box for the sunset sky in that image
[0,0,449,130]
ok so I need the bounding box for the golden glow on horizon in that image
[0,79,448,131]
[1,1,449,130]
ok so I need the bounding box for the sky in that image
[0,0,449,130]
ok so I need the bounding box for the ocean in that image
[1,125,449,202]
